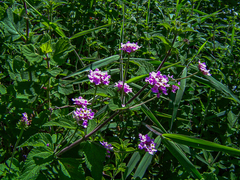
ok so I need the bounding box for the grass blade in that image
[170,67,187,131]
[163,134,240,156]
[162,138,203,179]
[63,55,119,79]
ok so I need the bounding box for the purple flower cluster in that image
[145,71,180,97]
[73,108,94,128]
[115,81,132,94]
[72,96,90,108]
[198,60,211,76]
[138,134,157,155]
[21,112,31,126]
[100,141,113,157]
[88,68,111,85]
[120,41,141,53]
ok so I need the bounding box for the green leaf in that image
[58,158,85,179]
[163,134,240,156]
[40,41,52,54]
[70,24,112,40]
[205,76,240,104]
[52,38,75,65]
[162,138,203,179]
[19,147,53,180]
[171,67,187,130]
[123,152,141,180]
[140,103,167,134]
[43,116,76,130]
[83,141,106,180]
[133,136,161,179]
[2,9,26,41]
[0,84,7,95]
[19,133,52,148]
[63,55,119,79]
[21,45,42,63]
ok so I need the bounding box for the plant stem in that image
[173,72,198,81]
[121,53,130,105]
[47,58,51,117]
[9,128,24,173]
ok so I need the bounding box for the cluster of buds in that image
[88,68,111,86]
[72,96,90,108]
[19,112,31,128]
[73,108,94,128]
[138,134,157,155]
[115,81,132,94]
[100,141,113,158]
[198,60,211,76]
[120,41,141,54]
[145,71,180,97]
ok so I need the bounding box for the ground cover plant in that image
[0,0,240,179]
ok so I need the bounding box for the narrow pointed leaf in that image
[63,55,119,79]
[162,138,203,179]
[123,152,141,180]
[163,134,240,156]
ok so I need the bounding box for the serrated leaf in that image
[19,147,53,180]
[83,141,105,180]
[52,38,75,65]
[43,116,76,129]
[21,45,42,63]
[40,41,52,54]
[19,133,52,148]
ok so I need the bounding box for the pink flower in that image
[100,141,113,157]
[120,41,141,53]
[72,96,90,108]
[115,81,132,94]
[73,108,94,128]
[138,134,157,155]
[198,60,211,76]
[88,68,111,85]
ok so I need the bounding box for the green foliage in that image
[1,0,240,179]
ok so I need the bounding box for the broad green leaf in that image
[21,45,42,63]
[133,136,161,179]
[19,133,52,148]
[52,38,75,65]
[70,24,112,40]
[163,134,240,156]
[63,55,119,79]
[227,111,236,127]
[19,147,53,180]
[40,41,52,54]
[3,9,26,41]
[171,67,187,130]
[83,141,106,180]
[162,138,203,179]
[123,152,141,180]
[43,116,76,130]
[58,158,85,179]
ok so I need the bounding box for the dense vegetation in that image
[0,0,240,179]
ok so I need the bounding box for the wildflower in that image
[20,112,31,127]
[72,96,90,108]
[46,143,49,147]
[120,41,141,53]
[73,108,94,128]
[115,81,132,94]
[138,134,157,155]
[198,60,211,76]
[100,141,113,157]
[171,82,180,93]
[88,68,111,85]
